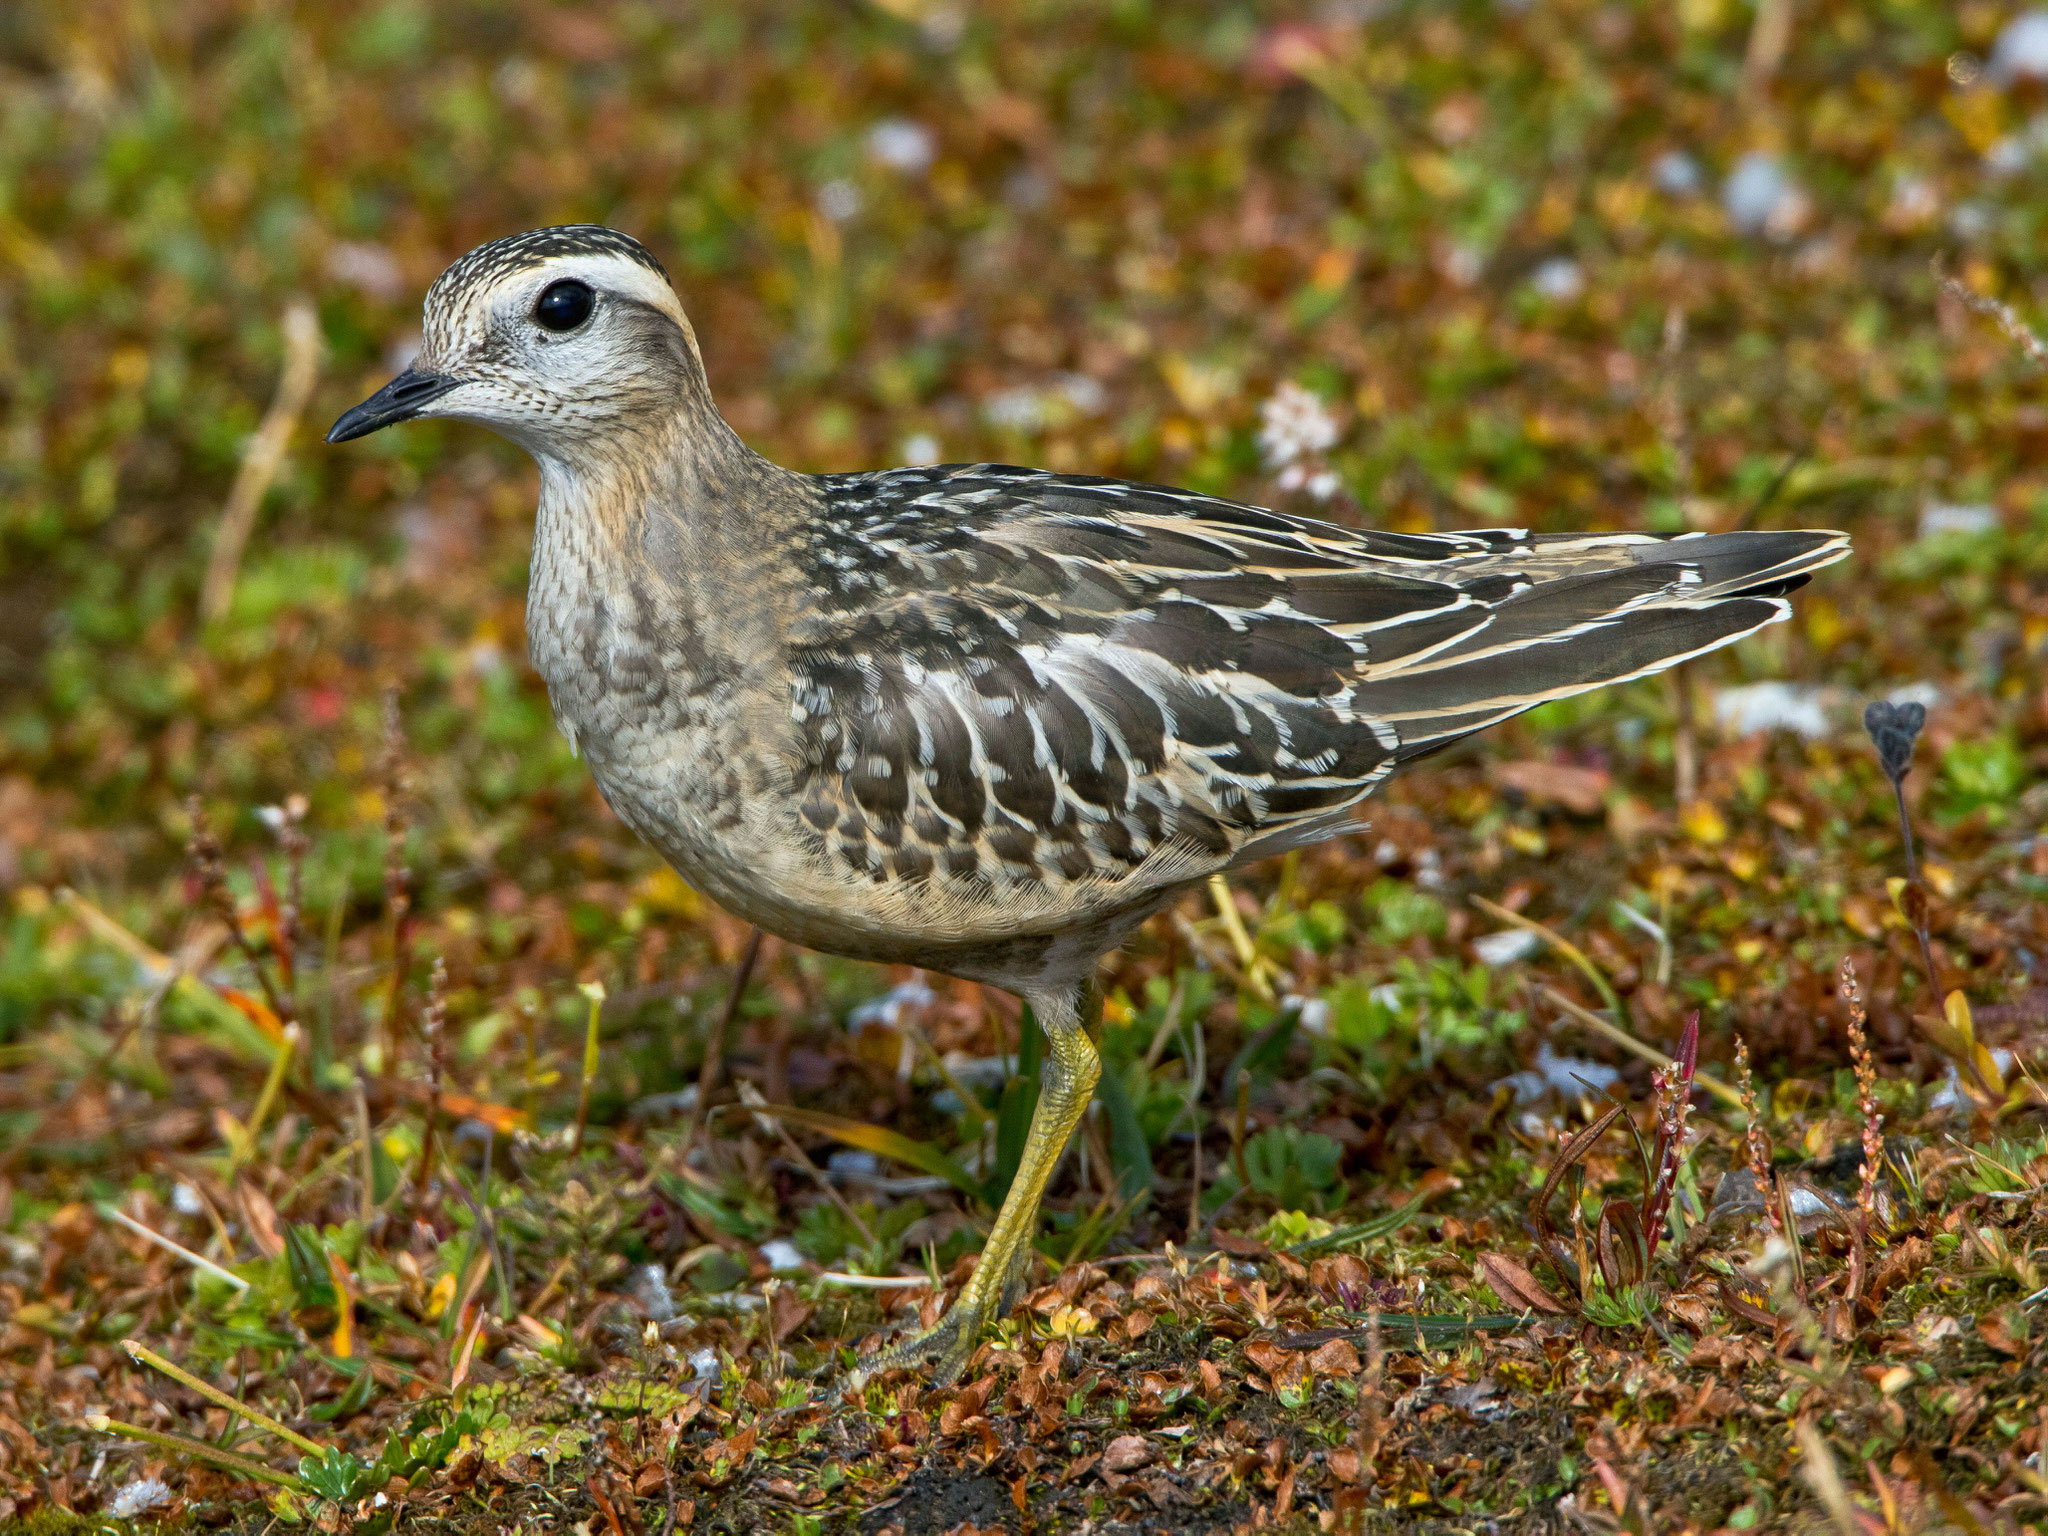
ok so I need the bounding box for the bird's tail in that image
[1360,527,1849,759]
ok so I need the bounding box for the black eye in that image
[534,279,595,333]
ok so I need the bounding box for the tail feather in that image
[1361,527,1847,759]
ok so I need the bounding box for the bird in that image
[329,224,1849,1384]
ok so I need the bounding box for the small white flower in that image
[981,387,1045,432]
[1473,929,1542,967]
[1919,502,1997,539]
[1992,10,2048,81]
[847,976,937,1029]
[901,432,942,466]
[1950,200,1992,240]
[1713,681,1831,740]
[109,1479,173,1519]
[760,1239,806,1272]
[630,1262,676,1324]
[816,179,862,222]
[1257,381,1340,469]
[1652,150,1703,197]
[1305,469,1341,501]
[171,1183,204,1216]
[1886,174,1941,224]
[1723,152,1808,238]
[326,241,404,300]
[1493,1043,1620,1105]
[1055,372,1107,416]
[1529,257,1584,302]
[1440,243,1484,286]
[1985,136,2030,175]
[866,118,936,173]
[921,6,967,48]
[1289,996,1332,1035]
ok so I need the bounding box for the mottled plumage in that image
[330,226,1850,1383]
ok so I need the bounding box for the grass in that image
[4,0,2048,1531]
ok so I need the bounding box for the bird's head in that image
[327,226,711,463]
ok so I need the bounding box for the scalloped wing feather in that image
[786,465,1847,900]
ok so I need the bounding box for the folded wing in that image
[786,465,1848,894]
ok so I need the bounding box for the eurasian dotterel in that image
[329,225,1849,1383]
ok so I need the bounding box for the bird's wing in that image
[785,464,1848,890]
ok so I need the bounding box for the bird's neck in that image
[526,413,816,709]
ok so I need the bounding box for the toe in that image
[848,1298,987,1389]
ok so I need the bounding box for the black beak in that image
[326,367,465,443]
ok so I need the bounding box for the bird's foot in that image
[844,1248,1031,1395]
[846,1294,988,1393]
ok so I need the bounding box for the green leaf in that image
[1094,1065,1154,1201]
[308,1358,376,1422]
[751,1104,982,1198]
[369,1135,401,1205]
[283,1226,338,1311]
[988,1005,1046,1206]
[297,1445,374,1504]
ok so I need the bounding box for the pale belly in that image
[579,722,1182,993]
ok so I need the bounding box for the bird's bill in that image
[326,367,465,442]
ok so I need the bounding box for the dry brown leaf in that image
[1487,759,1611,815]
[1308,1337,1361,1376]
[1242,1338,1289,1375]
[1473,1251,1569,1314]
[1101,1434,1153,1473]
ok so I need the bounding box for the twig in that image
[573,980,605,1156]
[201,299,323,622]
[187,798,292,1028]
[1207,873,1276,1002]
[83,1415,304,1491]
[738,1082,878,1249]
[376,690,413,1072]
[1470,895,1633,1032]
[1739,0,1793,105]
[353,1076,376,1229]
[122,1339,327,1456]
[1538,984,1741,1106]
[234,1024,300,1171]
[97,1205,250,1291]
[1934,255,2048,366]
[697,926,763,1127]
[1794,1420,1862,1536]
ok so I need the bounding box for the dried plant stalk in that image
[377,690,414,1069]
[416,955,449,1203]
[1839,957,1883,1222]
[1934,256,2048,367]
[1733,1034,1782,1234]
[201,299,324,622]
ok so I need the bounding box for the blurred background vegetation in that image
[2,0,2048,1524]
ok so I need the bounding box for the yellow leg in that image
[850,984,1100,1387]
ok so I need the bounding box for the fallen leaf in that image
[1242,1338,1289,1375]
[1308,1337,1361,1376]
[1473,1251,1568,1314]
[1487,759,1611,815]
[1101,1434,1153,1473]
[1212,1228,1272,1259]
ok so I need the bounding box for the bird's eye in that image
[533,279,595,333]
